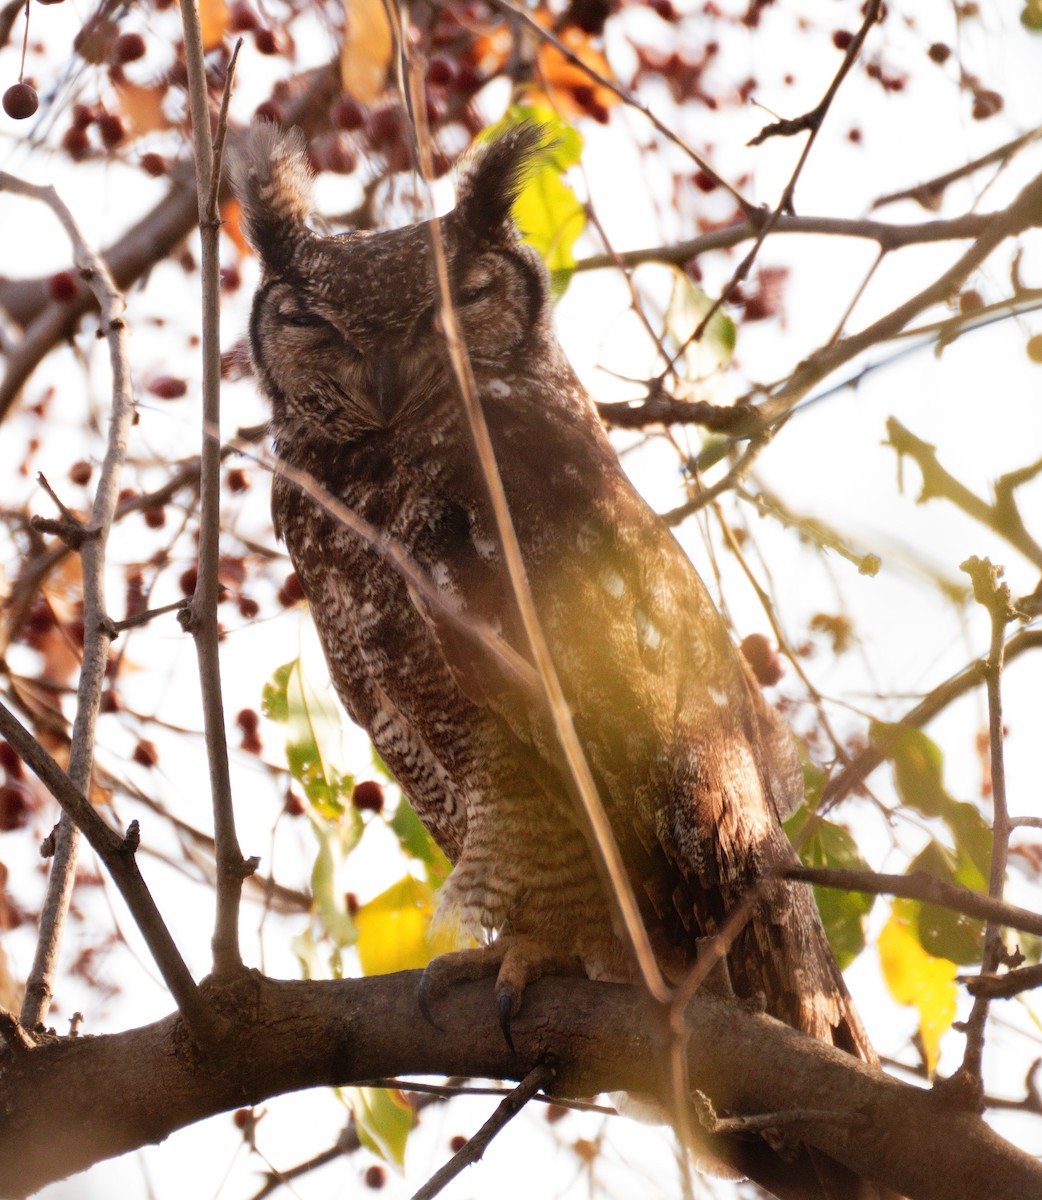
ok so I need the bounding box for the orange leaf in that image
[533,27,618,117]
[340,0,393,102]
[198,0,231,51]
[221,198,251,255]
[114,81,174,138]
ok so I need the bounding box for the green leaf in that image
[872,722,950,819]
[481,106,586,296]
[903,841,986,965]
[344,1086,414,1167]
[785,807,874,968]
[390,797,451,884]
[263,658,353,818]
[663,268,737,385]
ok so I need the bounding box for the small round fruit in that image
[740,633,784,687]
[111,32,147,65]
[48,271,79,302]
[351,780,385,814]
[70,460,93,485]
[3,83,39,120]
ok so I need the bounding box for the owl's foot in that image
[418,937,584,1050]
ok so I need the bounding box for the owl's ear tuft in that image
[233,122,314,269]
[454,120,550,239]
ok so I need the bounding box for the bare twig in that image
[410,1063,553,1200]
[823,627,1042,808]
[783,865,1042,939]
[886,420,1042,571]
[872,126,1042,211]
[683,0,882,348]
[177,0,251,976]
[964,964,1042,1000]
[401,59,669,1004]
[485,0,752,214]
[0,171,138,1031]
[958,558,1021,1086]
[0,699,223,1045]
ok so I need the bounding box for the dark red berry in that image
[99,690,121,713]
[241,730,263,755]
[4,83,39,120]
[147,376,188,400]
[132,739,160,768]
[220,264,242,292]
[226,467,250,493]
[351,780,385,814]
[832,30,854,50]
[72,102,97,129]
[366,105,403,148]
[111,32,146,65]
[0,783,31,831]
[449,1134,467,1152]
[238,596,260,619]
[141,152,167,177]
[0,742,24,779]
[70,460,92,485]
[740,633,784,687]
[61,126,91,160]
[236,708,260,736]
[229,2,260,32]
[178,565,198,596]
[927,42,951,64]
[363,1164,385,1188]
[278,572,305,606]
[48,271,79,302]
[284,791,306,817]
[692,170,718,193]
[97,112,125,147]
[426,57,456,87]
[332,96,366,131]
[143,506,166,529]
[253,27,280,55]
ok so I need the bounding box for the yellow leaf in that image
[879,909,958,1075]
[340,0,393,102]
[345,1086,414,1166]
[354,875,457,975]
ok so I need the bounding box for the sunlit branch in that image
[177,0,252,976]
[958,558,1020,1086]
[0,698,222,1045]
[0,170,138,1031]
[783,865,1042,939]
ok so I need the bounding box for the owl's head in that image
[234,120,556,441]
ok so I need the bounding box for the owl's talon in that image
[416,966,445,1031]
[498,988,517,1052]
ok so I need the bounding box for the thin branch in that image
[402,53,670,1004]
[410,1063,553,1200]
[682,0,882,348]
[822,626,1042,808]
[485,0,753,215]
[964,964,1042,1000]
[872,125,1042,211]
[0,171,138,1031]
[886,419,1042,571]
[958,558,1021,1085]
[177,0,251,976]
[757,164,1042,427]
[573,211,996,275]
[783,865,1042,939]
[0,699,223,1045]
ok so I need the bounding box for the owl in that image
[236,121,876,1197]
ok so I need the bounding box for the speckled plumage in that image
[236,121,875,1192]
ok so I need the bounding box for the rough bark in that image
[0,971,1036,1200]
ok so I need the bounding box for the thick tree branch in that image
[0,972,1037,1200]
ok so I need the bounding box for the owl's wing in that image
[404,399,874,1063]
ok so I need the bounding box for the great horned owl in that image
[236,121,875,1196]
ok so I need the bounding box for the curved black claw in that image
[417,965,445,1031]
[498,988,517,1052]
